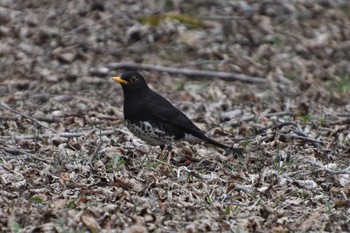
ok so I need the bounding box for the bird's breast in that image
[125,120,176,145]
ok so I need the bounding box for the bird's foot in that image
[224,147,245,156]
[159,144,173,162]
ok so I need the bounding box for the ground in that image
[1,0,350,232]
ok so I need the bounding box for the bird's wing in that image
[147,91,230,149]
[148,92,205,136]
[153,107,205,137]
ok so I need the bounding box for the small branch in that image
[292,130,324,147]
[282,169,311,177]
[2,148,47,162]
[0,102,58,133]
[254,121,296,135]
[273,122,297,129]
[32,116,57,123]
[90,140,103,163]
[233,183,255,195]
[278,132,328,146]
[0,129,117,140]
[176,166,224,181]
[329,118,350,126]
[265,111,294,117]
[336,114,350,118]
[199,15,246,20]
[107,62,266,83]
[305,160,350,174]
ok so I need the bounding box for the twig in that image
[0,102,58,133]
[0,129,117,140]
[277,132,328,146]
[90,127,104,163]
[107,62,266,83]
[199,15,246,20]
[233,183,255,195]
[265,111,294,117]
[292,130,323,147]
[33,116,57,123]
[329,118,350,126]
[282,169,312,177]
[153,158,177,169]
[336,114,350,117]
[254,121,296,135]
[223,201,249,206]
[273,122,297,129]
[305,160,350,174]
[2,148,47,162]
[176,166,224,181]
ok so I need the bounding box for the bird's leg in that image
[158,144,172,162]
[158,145,166,161]
[165,144,173,164]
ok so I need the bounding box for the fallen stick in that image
[2,148,48,162]
[107,62,266,83]
[0,129,117,140]
[305,160,350,174]
[282,169,311,177]
[0,102,58,133]
[292,130,323,147]
[265,111,294,117]
[233,183,255,195]
[277,132,328,146]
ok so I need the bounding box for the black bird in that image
[112,71,243,154]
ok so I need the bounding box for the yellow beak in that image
[112,76,128,84]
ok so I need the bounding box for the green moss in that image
[224,206,231,216]
[11,222,21,233]
[163,0,174,11]
[65,199,76,209]
[286,70,299,81]
[336,74,350,93]
[273,34,284,48]
[298,114,312,123]
[109,154,125,172]
[274,145,281,171]
[324,74,350,95]
[31,196,44,204]
[300,190,309,199]
[175,81,186,91]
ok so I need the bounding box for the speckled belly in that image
[125,120,176,145]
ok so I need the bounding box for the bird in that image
[112,71,243,155]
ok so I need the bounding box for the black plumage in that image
[112,71,243,154]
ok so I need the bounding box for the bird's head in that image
[112,72,149,93]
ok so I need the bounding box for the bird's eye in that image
[130,76,137,82]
